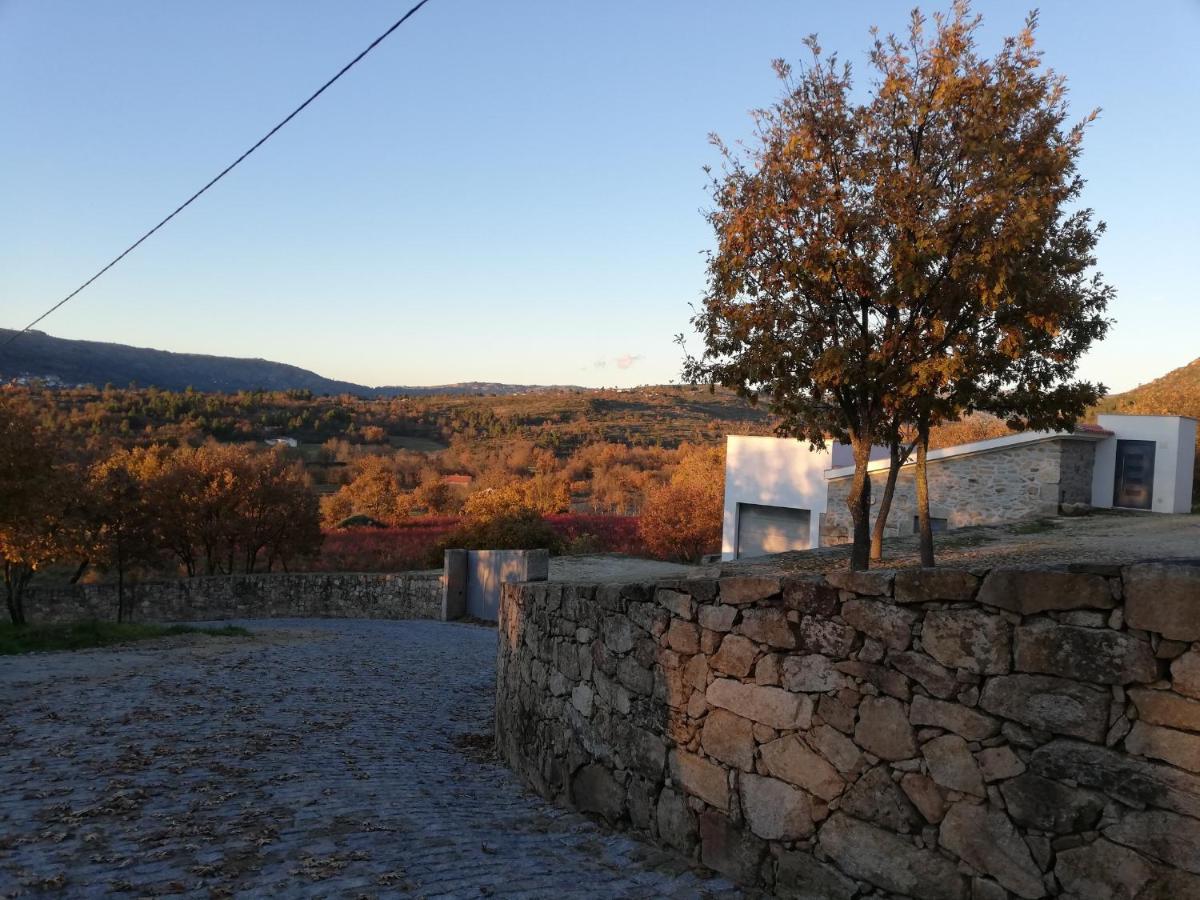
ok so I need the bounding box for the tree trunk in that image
[871,440,903,562]
[69,559,90,585]
[117,555,126,624]
[846,436,874,571]
[4,563,29,626]
[916,420,935,567]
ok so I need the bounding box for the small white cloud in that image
[593,360,607,369]
[615,353,643,370]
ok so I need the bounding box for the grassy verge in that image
[0,621,250,656]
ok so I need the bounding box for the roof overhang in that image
[824,429,1111,481]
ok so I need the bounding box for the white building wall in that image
[1175,418,1197,512]
[1093,415,1197,514]
[721,435,831,560]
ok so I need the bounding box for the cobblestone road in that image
[0,620,738,899]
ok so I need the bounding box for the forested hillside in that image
[1093,358,1200,420]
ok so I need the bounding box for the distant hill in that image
[0,329,575,397]
[1094,357,1200,421]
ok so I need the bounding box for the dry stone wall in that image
[824,438,1095,544]
[24,572,443,624]
[496,561,1200,898]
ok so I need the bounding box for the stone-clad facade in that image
[823,438,1094,544]
[496,562,1200,898]
[24,572,443,624]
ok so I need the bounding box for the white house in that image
[721,414,1197,561]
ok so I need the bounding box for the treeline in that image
[0,397,320,625]
[14,383,769,452]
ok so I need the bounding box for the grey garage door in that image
[736,503,812,559]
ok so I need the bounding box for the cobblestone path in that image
[0,620,739,899]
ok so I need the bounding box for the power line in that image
[3,0,435,350]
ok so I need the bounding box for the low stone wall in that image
[24,572,443,624]
[496,562,1200,898]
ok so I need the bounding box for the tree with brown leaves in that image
[684,3,1111,569]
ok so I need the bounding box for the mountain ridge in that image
[0,329,581,397]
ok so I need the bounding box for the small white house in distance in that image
[265,436,299,449]
[721,414,1197,561]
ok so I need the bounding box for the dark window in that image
[913,516,949,533]
[1113,440,1156,510]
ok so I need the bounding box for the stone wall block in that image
[774,851,856,900]
[700,709,756,772]
[781,654,851,693]
[655,788,697,854]
[939,802,1047,899]
[910,694,999,741]
[571,763,625,824]
[922,609,1012,675]
[998,773,1104,834]
[1103,809,1200,875]
[854,696,916,760]
[665,618,700,655]
[706,678,813,731]
[894,568,979,604]
[739,773,815,840]
[826,569,895,596]
[1029,739,1200,820]
[900,772,947,824]
[798,616,859,657]
[1124,721,1200,773]
[1129,687,1200,733]
[1014,620,1157,685]
[924,734,986,797]
[697,603,737,633]
[818,813,968,900]
[806,724,864,776]
[835,660,911,701]
[1055,838,1190,900]
[656,588,695,620]
[1124,563,1200,641]
[738,608,797,649]
[710,634,757,678]
[781,576,840,616]
[759,734,845,801]
[718,575,783,605]
[1173,648,1200,700]
[699,810,767,885]
[890,651,959,699]
[979,674,1110,743]
[977,568,1115,615]
[669,749,730,811]
[841,598,917,650]
[602,615,635,653]
[839,766,923,831]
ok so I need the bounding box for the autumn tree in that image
[86,449,159,622]
[321,455,407,526]
[0,398,85,624]
[684,3,1111,569]
[639,445,725,563]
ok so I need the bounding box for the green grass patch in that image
[1011,518,1056,535]
[0,621,250,656]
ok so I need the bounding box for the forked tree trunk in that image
[873,436,919,561]
[847,437,874,571]
[916,420,935,568]
[871,441,903,562]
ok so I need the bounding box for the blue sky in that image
[1,1,1197,391]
